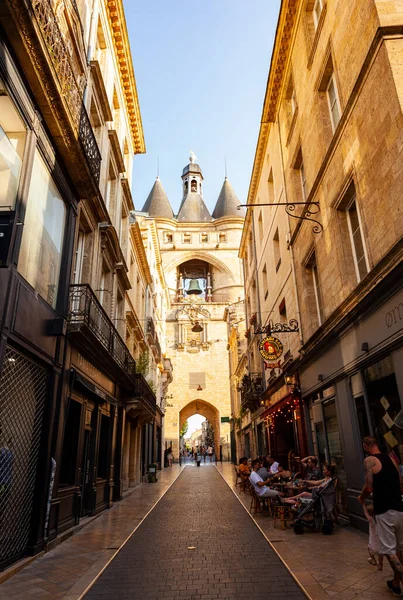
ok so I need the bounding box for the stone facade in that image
[241,0,403,528]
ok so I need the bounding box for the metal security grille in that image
[0,346,47,564]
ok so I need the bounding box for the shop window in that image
[0,78,26,210]
[17,149,67,309]
[59,400,82,486]
[363,356,403,463]
[97,414,110,480]
[355,395,371,440]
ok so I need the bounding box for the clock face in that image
[259,336,283,361]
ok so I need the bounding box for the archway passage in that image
[179,399,220,458]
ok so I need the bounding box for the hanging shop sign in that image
[259,336,283,361]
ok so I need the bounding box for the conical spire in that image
[176,192,213,222]
[212,177,243,219]
[141,177,174,219]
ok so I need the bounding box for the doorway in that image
[81,427,93,517]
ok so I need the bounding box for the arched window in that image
[184,180,188,194]
[191,179,197,192]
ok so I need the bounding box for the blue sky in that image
[124,0,281,215]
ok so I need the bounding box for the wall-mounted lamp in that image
[284,373,293,385]
[197,384,203,391]
[361,342,369,352]
[317,374,324,382]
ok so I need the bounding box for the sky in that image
[183,414,205,439]
[123,0,281,215]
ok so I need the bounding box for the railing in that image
[68,284,135,379]
[146,317,162,360]
[30,0,101,182]
[240,373,263,411]
[133,374,157,414]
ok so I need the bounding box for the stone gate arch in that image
[179,399,221,455]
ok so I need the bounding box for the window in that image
[346,199,368,281]
[97,414,110,480]
[327,73,341,132]
[313,0,324,29]
[201,233,209,243]
[268,168,274,203]
[18,150,67,308]
[219,232,227,243]
[311,256,324,325]
[273,228,281,272]
[300,160,307,201]
[258,211,263,244]
[112,87,120,137]
[191,179,197,192]
[59,400,82,486]
[279,297,287,322]
[291,87,297,115]
[164,231,173,243]
[0,78,26,210]
[105,161,117,220]
[262,264,268,300]
[183,233,192,244]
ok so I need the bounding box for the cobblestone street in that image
[84,465,305,600]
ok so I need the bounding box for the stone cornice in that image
[246,0,299,211]
[130,222,152,285]
[105,0,145,154]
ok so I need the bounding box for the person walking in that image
[207,445,213,462]
[167,447,174,469]
[358,436,403,596]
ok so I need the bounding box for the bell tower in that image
[182,150,204,198]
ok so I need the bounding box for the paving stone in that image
[84,466,306,599]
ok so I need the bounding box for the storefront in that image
[261,390,308,469]
[49,347,125,539]
[299,268,403,529]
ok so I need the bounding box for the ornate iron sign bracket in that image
[254,319,299,336]
[237,202,323,234]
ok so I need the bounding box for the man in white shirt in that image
[249,460,283,498]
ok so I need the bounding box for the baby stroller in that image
[293,478,337,535]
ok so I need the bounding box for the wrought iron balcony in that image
[130,373,157,416]
[239,373,263,412]
[68,284,135,385]
[146,317,162,361]
[30,0,101,182]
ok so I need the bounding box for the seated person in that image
[273,464,292,481]
[238,457,251,480]
[257,460,271,481]
[249,459,284,499]
[283,464,335,504]
[301,455,321,480]
[267,456,280,474]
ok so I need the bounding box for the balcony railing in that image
[68,284,135,380]
[30,0,101,182]
[240,373,263,412]
[132,374,157,415]
[146,317,162,361]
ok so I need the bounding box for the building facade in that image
[0,0,169,568]
[241,0,403,529]
[139,156,245,460]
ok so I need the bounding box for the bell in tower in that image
[186,279,203,295]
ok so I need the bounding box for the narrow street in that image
[84,465,305,600]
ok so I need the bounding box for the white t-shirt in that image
[269,461,279,474]
[249,471,270,497]
[207,447,213,454]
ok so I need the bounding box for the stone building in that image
[138,155,245,460]
[0,0,165,566]
[242,0,403,528]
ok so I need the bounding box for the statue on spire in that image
[189,150,198,164]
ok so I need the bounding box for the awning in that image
[260,392,294,420]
